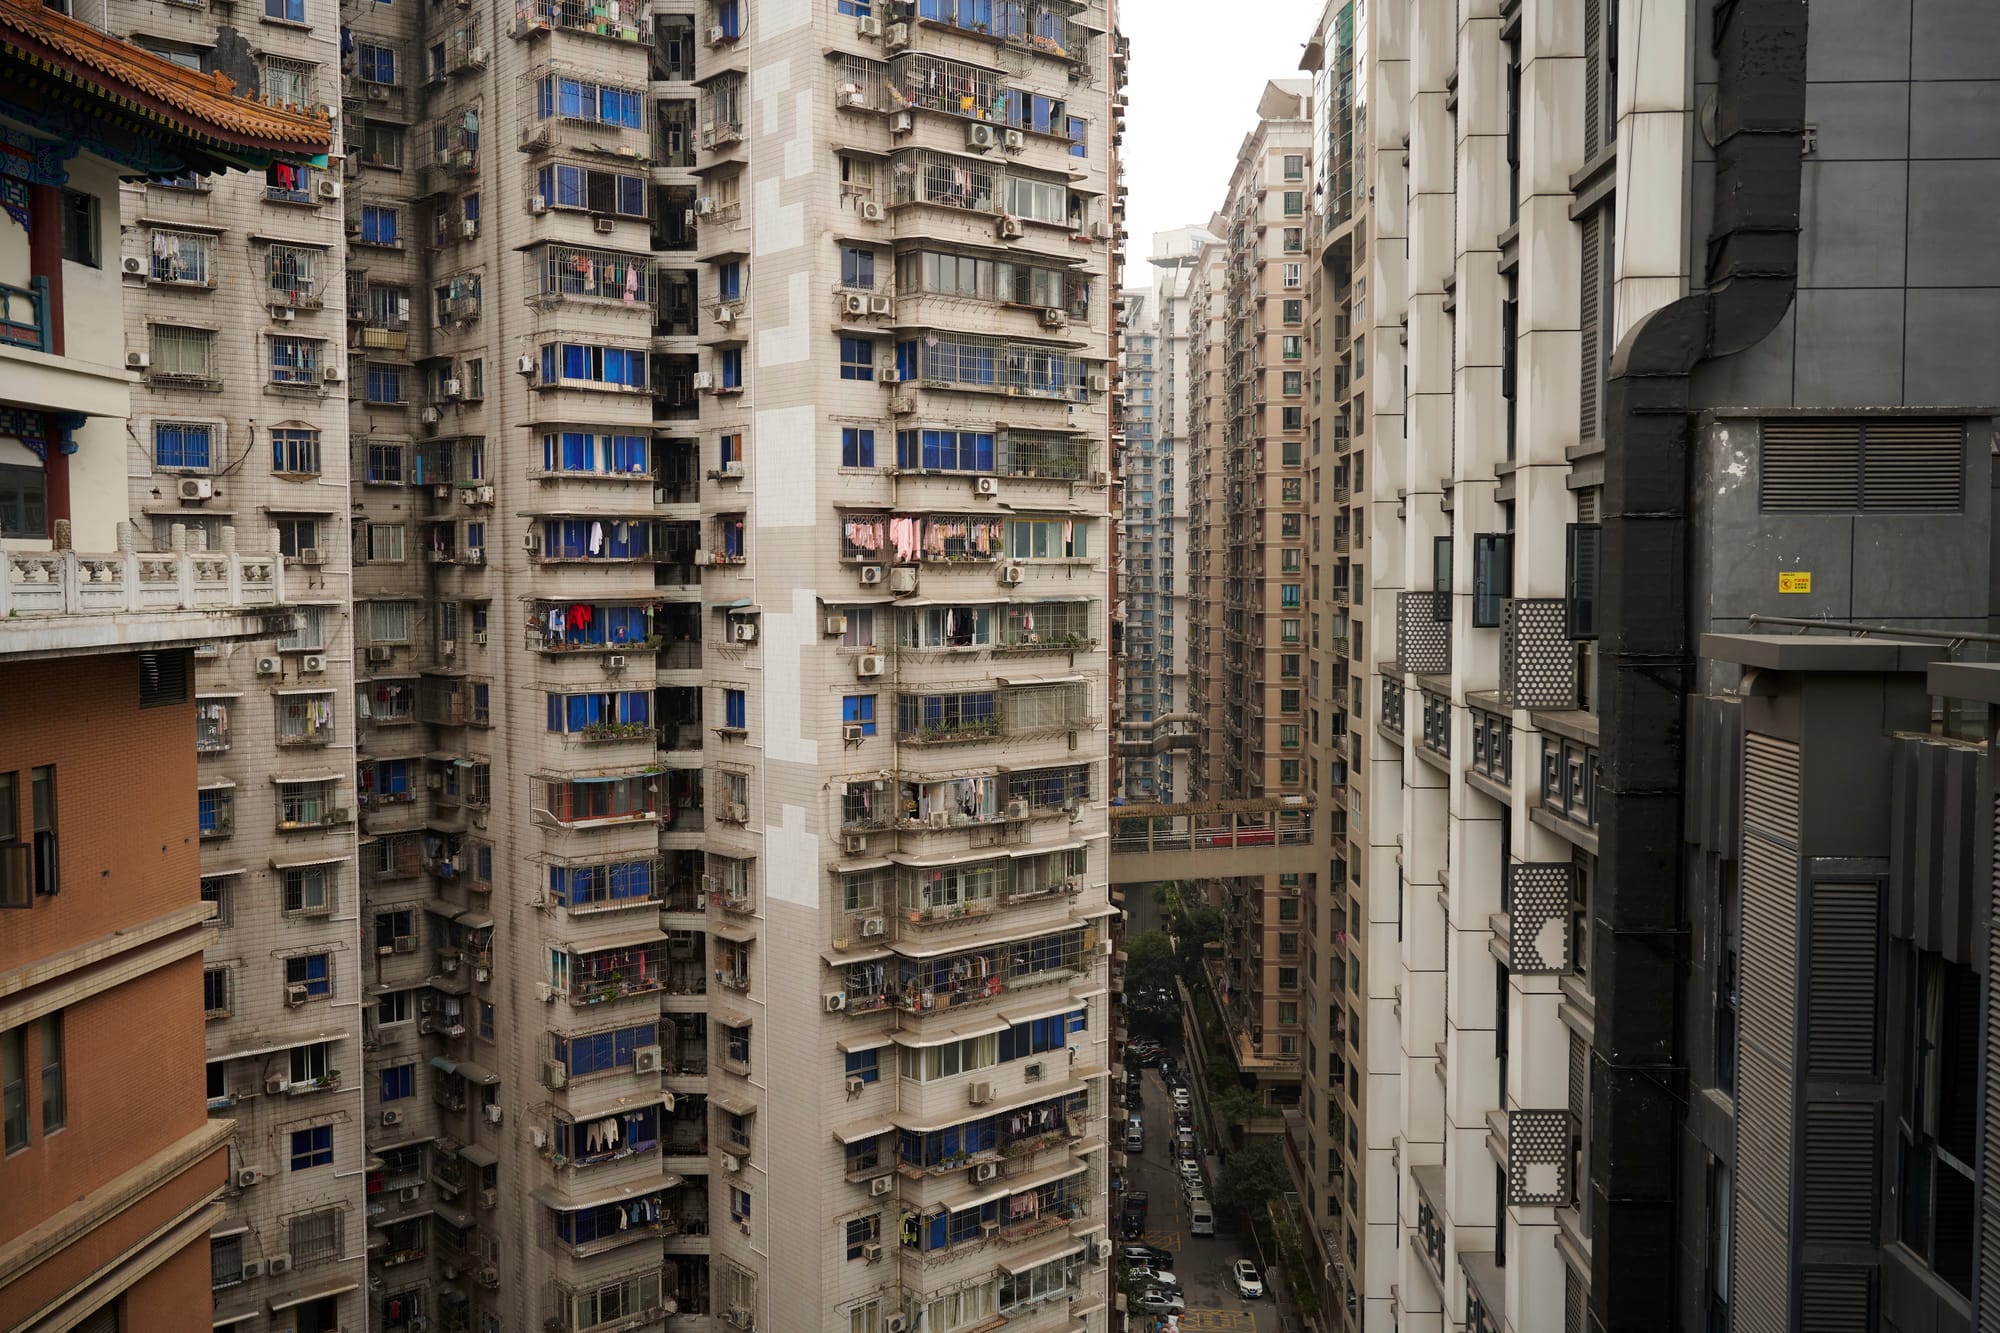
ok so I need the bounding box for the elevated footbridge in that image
[1107,797,1328,883]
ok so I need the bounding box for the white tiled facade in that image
[93,0,1118,1329]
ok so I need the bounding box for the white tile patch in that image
[760,587,821,767]
[756,0,809,35]
[752,175,805,256]
[751,60,816,179]
[756,271,812,368]
[751,404,818,527]
[764,801,820,907]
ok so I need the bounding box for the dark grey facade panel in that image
[1981,790,2000,1325]
[1888,737,1982,965]
[1797,1266,1875,1332]
[1802,1100,1878,1247]
[1684,694,1744,856]
[1805,881,1881,1079]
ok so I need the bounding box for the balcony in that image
[1378,680,1404,738]
[1539,733,1599,832]
[1411,1163,1446,1292]
[1,277,51,352]
[1468,702,1512,787]
[1418,689,1450,760]
[513,0,652,43]
[0,545,292,660]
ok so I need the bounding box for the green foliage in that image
[1123,930,1178,998]
[1212,1139,1289,1225]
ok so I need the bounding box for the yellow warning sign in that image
[1778,571,1812,594]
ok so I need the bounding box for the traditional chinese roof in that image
[0,0,331,174]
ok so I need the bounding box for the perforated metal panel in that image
[1506,862,1573,974]
[1500,598,1578,709]
[1396,591,1450,675]
[1507,1109,1573,1205]
[1982,793,2000,1324]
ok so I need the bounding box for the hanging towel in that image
[589,521,604,555]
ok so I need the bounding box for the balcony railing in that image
[1418,689,1450,758]
[0,277,51,352]
[1412,1165,1446,1287]
[1539,734,1599,829]
[2,543,288,621]
[1469,705,1511,785]
[1379,680,1404,737]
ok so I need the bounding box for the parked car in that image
[1233,1260,1265,1300]
[1172,1088,1191,1110]
[1121,1189,1150,1238]
[1127,1266,1180,1290]
[1120,1243,1174,1267]
[1132,1290,1187,1315]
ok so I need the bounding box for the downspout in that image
[1589,1,1807,1328]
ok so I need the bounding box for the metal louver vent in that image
[1761,419,1963,512]
[1802,1102,1877,1246]
[1578,211,1601,443]
[1742,734,1801,844]
[1983,794,2000,1323]
[1797,1268,1873,1332]
[1806,883,1878,1076]
[1564,1265,1587,1333]
[1582,0,1603,158]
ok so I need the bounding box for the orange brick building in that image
[0,6,328,1327]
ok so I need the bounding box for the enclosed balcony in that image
[554,938,667,1005]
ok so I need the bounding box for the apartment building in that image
[0,11,329,1328]
[75,0,1123,1328]
[1179,82,1315,1131]
[1349,0,2000,1328]
[1286,2,1380,1327]
[1115,283,1160,799]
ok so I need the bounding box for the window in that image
[1282,154,1305,180]
[361,122,405,169]
[289,1042,332,1084]
[262,55,315,106]
[846,1214,881,1261]
[204,965,231,1017]
[290,1209,342,1268]
[1715,861,1739,1095]
[60,189,98,266]
[731,1186,752,1225]
[150,229,212,284]
[272,427,320,475]
[1565,523,1601,640]
[369,602,412,642]
[197,784,233,839]
[840,336,875,381]
[0,767,56,905]
[844,1048,879,1085]
[358,41,396,83]
[360,204,399,246]
[377,990,413,1025]
[718,261,741,300]
[1282,298,1302,324]
[150,325,213,381]
[269,336,321,387]
[283,864,334,915]
[1067,115,1088,157]
[0,464,47,541]
[380,1063,414,1102]
[278,606,327,652]
[724,688,747,731]
[838,0,871,12]
[1900,948,1978,1295]
[841,246,875,289]
[1471,532,1513,628]
[842,427,875,468]
[290,1126,334,1171]
[843,695,877,737]
[286,952,332,1000]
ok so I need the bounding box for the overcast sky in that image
[1119,0,1324,276]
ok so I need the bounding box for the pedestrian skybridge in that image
[1107,798,1328,882]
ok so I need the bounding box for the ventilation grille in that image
[1806,883,1878,1076]
[1983,793,2000,1324]
[1802,1102,1877,1247]
[1743,733,1801,844]
[1760,419,1964,513]
[1797,1268,1874,1332]
[1578,210,1601,443]
[1564,1264,1587,1333]
[137,650,189,709]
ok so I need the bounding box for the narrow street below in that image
[1125,1065,1261,1332]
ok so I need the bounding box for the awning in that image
[1009,839,1086,858]
[996,674,1086,688]
[211,1029,349,1061]
[1000,500,1096,515]
[707,919,758,944]
[371,1133,438,1154]
[1003,994,1087,1025]
[274,684,336,695]
[456,913,495,931]
[458,1142,499,1167]
[833,1118,895,1144]
[823,946,894,967]
[707,1089,757,1116]
[893,919,1068,959]
[560,924,668,954]
[893,1016,1010,1048]
[531,1176,671,1211]
[429,1056,500,1084]
[712,1009,753,1030]
[889,847,1009,869]
[893,596,1006,609]
[270,853,347,871]
[710,597,756,610]
[892,1078,1089,1133]
[836,1032,896,1054]
[271,770,345,784]
[196,691,243,701]
[998,1241,1086,1274]
[197,777,236,791]
[200,866,247,880]
[832,856,895,874]
[269,1281,360,1312]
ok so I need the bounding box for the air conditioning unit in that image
[965,123,998,152]
[824,992,846,1012]
[1006,799,1029,820]
[926,809,951,830]
[634,1044,662,1074]
[1091,220,1115,240]
[824,614,848,637]
[236,1168,262,1188]
[733,621,758,644]
[265,1076,289,1095]
[285,983,309,1007]
[870,1174,893,1197]
[888,567,917,594]
[472,630,488,646]
[177,477,213,502]
[692,371,715,390]
[861,916,885,937]
[879,366,903,383]
[240,1260,264,1279]
[322,364,342,382]
[841,87,869,109]
[868,294,893,317]
[594,217,616,234]
[297,654,326,676]
[1089,372,1112,392]
[885,21,909,49]
[121,255,146,276]
[889,396,916,415]
[255,654,283,676]
[843,723,866,743]
[706,24,728,44]
[859,200,887,222]
[268,1255,293,1275]
[862,1240,883,1263]
[440,378,463,399]
[724,1310,753,1331]
[714,305,736,326]
[381,1108,403,1127]
[843,293,869,318]
[530,195,548,214]
[480,1188,498,1208]
[886,1317,908,1333]
[421,407,441,427]
[1096,1238,1113,1260]
[856,653,884,677]
[858,565,884,585]
[367,645,392,664]
[968,1080,994,1105]
[972,1161,998,1182]
[1042,307,1068,329]
[398,1185,420,1203]
[126,350,149,369]
[694,196,717,216]
[517,353,537,374]
[975,476,999,496]
[534,982,553,1002]
[856,13,881,36]
[605,654,628,670]
[1023,1062,1044,1082]
[721,459,745,479]
[889,110,914,135]
[1003,129,1026,151]
[273,306,295,323]
[996,215,1024,240]
[1000,564,1023,585]
[460,217,477,238]
[544,1059,567,1088]
[722,1152,742,1173]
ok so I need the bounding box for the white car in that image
[1232,1260,1265,1300]
[1127,1265,1179,1288]
[1132,1290,1186,1315]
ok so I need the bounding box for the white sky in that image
[1119,0,1324,271]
